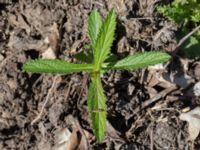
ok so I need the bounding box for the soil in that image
[0,0,199,150]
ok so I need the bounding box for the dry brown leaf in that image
[106,121,121,140]
[52,128,71,150]
[146,65,174,88]
[52,129,88,150]
[179,107,200,141]
[55,128,72,144]
[52,128,80,150]
[52,115,89,150]
[66,130,81,150]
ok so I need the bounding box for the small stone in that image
[0,93,4,105]
[41,47,56,59]
[0,54,4,62]
[194,81,200,96]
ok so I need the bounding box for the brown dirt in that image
[0,0,199,150]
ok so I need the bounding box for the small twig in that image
[134,86,177,113]
[177,24,200,48]
[65,81,73,101]
[150,129,154,150]
[173,24,200,55]
[77,74,89,110]
[129,17,153,20]
[31,75,59,125]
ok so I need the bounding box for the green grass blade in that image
[103,52,171,70]
[88,73,106,142]
[88,10,103,46]
[23,59,93,74]
[94,9,117,70]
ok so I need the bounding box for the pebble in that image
[194,81,200,96]
[0,54,4,62]
[0,93,4,105]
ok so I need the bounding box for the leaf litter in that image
[0,0,200,149]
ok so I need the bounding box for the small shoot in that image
[23,9,171,142]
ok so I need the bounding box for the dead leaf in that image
[52,128,73,150]
[106,121,121,140]
[179,107,200,141]
[54,128,72,145]
[146,65,174,88]
[66,130,81,150]
[52,115,89,150]
[53,128,87,150]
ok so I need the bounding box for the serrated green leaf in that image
[88,73,106,142]
[103,52,171,70]
[94,9,117,70]
[88,10,103,46]
[23,59,93,74]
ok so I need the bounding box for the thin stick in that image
[177,24,200,48]
[31,75,59,125]
[173,24,200,55]
[150,129,154,150]
[134,86,177,113]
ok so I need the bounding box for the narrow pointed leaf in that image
[103,52,171,70]
[94,9,117,69]
[88,10,103,45]
[23,59,93,74]
[88,73,106,142]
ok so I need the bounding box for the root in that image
[31,75,60,125]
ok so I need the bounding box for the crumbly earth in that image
[0,0,199,149]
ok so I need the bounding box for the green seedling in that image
[23,9,170,142]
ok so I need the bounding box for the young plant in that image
[23,9,170,142]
